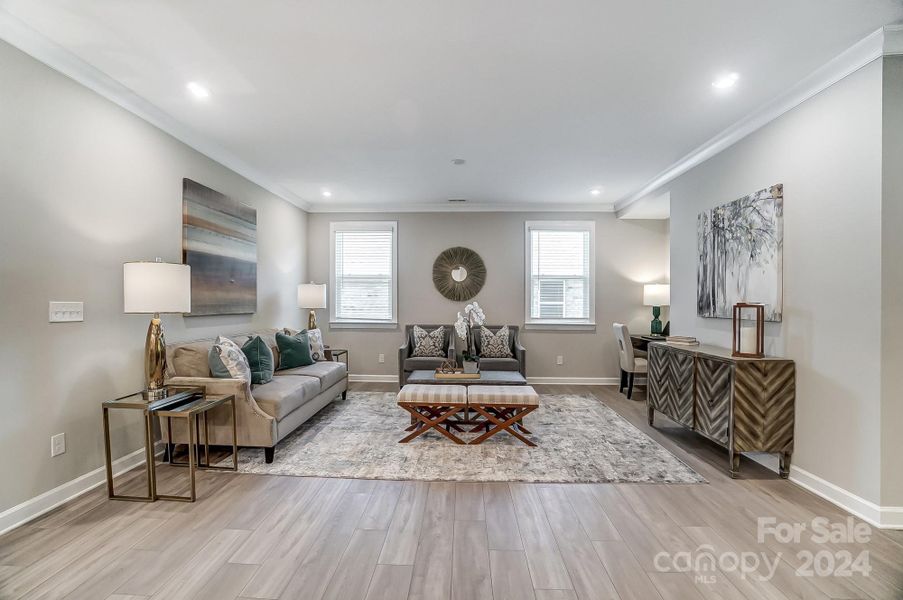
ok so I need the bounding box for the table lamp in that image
[124,259,191,394]
[643,283,670,335]
[297,283,327,330]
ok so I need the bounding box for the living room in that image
[1,2,902,599]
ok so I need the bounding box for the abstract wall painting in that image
[697,183,783,322]
[182,178,257,315]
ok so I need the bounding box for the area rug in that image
[233,391,705,484]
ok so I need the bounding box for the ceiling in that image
[2,0,902,212]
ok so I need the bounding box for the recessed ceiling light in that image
[451,158,466,165]
[321,189,332,198]
[590,188,602,196]
[712,73,740,90]
[186,81,210,99]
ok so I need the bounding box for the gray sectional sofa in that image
[162,328,347,462]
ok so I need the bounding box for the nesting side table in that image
[102,386,237,503]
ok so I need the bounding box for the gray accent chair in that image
[398,324,456,386]
[471,325,526,377]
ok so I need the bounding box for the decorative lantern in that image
[732,303,765,358]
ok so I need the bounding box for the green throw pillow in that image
[241,335,274,384]
[276,330,314,370]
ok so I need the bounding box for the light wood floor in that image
[2,384,902,600]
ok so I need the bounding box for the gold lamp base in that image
[145,313,167,394]
[307,309,318,330]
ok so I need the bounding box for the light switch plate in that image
[556,355,564,365]
[49,301,84,323]
[378,353,385,364]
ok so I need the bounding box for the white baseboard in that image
[349,374,399,383]
[527,376,619,386]
[350,374,622,386]
[0,447,148,536]
[789,466,903,530]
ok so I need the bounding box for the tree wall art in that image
[697,183,783,322]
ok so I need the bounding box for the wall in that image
[307,212,669,379]
[0,40,308,513]
[668,60,885,505]
[881,55,903,508]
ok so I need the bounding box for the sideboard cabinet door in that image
[695,357,733,445]
[648,344,694,427]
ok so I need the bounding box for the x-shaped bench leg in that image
[398,405,466,444]
[404,406,466,433]
[468,406,537,446]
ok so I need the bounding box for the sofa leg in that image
[264,447,275,464]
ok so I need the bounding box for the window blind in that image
[334,227,395,322]
[529,228,591,320]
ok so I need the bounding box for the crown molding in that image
[307,200,616,213]
[0,9,310,211]
[614,27,888,213]
[885,24,903,55]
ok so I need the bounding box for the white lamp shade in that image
[123,262,191,314]
[643,283,670,307]
[298,283,327,309]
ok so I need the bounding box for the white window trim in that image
[329,221,398,327]
[524,220,596,331]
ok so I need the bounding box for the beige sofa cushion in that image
[276,361,347,389]
[251,376,320,420]
[170,341,214,378]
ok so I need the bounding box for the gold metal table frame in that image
[102,387,237,503]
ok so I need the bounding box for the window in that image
[330,221,397,325]
[525,221,595,328]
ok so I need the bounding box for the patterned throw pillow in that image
[480,326,513,358]
[307,328,326,361]
[209,336,252,381]
[411,326,446,358]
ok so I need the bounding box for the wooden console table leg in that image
[779,452,791,479]
[729,451,740,479]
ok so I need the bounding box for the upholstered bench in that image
[396,384,469,444]
[467,385,539,446]
[396,384,540,446]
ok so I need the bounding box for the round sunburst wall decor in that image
[432,247,487,301]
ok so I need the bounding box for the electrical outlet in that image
[378,353,385,364]
[556,355,564,365]
[49,301,84,323]
[51,433,66,457]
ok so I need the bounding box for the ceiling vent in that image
[447,198,467,203]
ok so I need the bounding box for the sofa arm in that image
[164,376,276,447]
[398,343,409,388]
[514,342,527,378]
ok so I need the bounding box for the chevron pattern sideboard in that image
[647,342,795,478]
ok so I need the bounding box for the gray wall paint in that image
[0,40,308,512]
[668,60,884,504]
[881,55,903,507]
[307,212,669,379]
